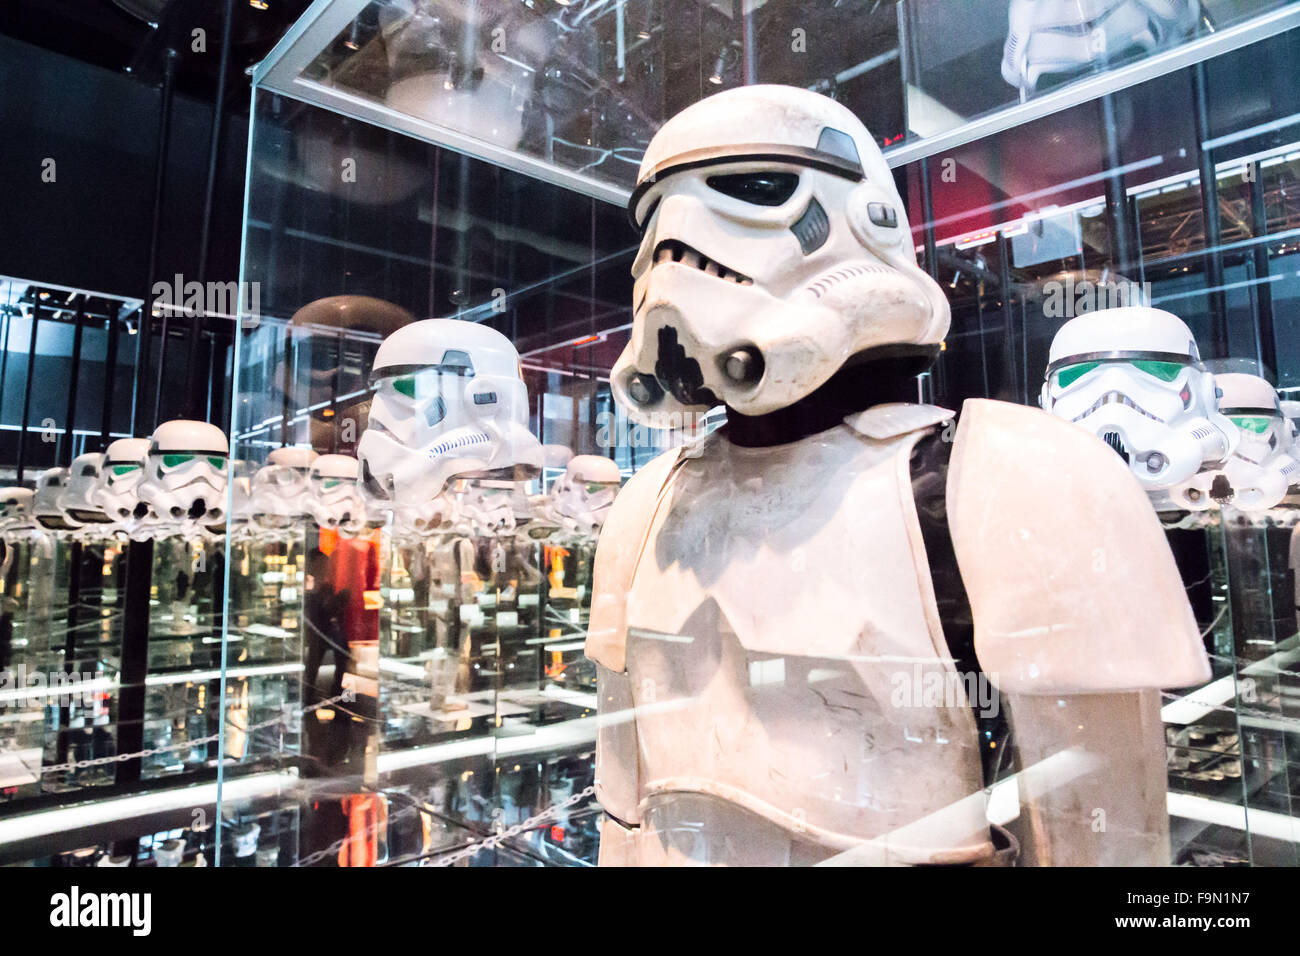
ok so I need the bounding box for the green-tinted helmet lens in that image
[586,482,611,494]
[207,457,226,469]
[392,376,418,399]
[111,464,139,476]
[322,478,342,489]
[161,454,195,468]
[1132,360,1185,382]
[1230,416,1273,435]
[1056,361,1100,388]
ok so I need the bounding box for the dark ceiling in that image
[0,0,312,106]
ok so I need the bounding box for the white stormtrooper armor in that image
[93,438,157,539]
[305,454,370,534]
[358,318,543,512]
[33,468,81,532]
[0,488,38,537]
[1002,0,1199,95]
[1041,306,1235,502]
[615,87,947,426]
[59,453,113,527]
[1215,373,1300,512]
[249,447,319,528]
[589,85,1210,867]
[137,420,230,533]
[550,454,622,536]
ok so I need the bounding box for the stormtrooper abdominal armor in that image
[586,84,1210,868]
[358,318,543,535]
[1042,306,1234,507]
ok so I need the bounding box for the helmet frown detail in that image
[613,85,950,426]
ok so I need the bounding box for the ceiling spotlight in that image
[249,1,269,10]
[709,42,739,86]
[343,21,360,51]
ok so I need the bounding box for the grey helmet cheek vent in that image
[791,197,830,255]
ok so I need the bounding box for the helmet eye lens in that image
[111,464,139,476]
[706,172,799,206]
[1231,416,1272,435]
[161,454,195,469]
[1056,361,1100,388]
[1132,360,1184,382]
[392,376,418,399]
[207,457,226,469]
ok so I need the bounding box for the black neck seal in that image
[726,345,939,448]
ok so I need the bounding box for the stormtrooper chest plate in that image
[621,420,988,857]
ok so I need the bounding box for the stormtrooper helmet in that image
[250,447,319,528]
[1001,0,1199,95]
[34,468,81,532]
[550,454,622,536]
[138,420,230,528]
[1216,373,1300,512]
[306,454,370,534]
[0,488,36,536]
[358,318,543,506]
[94,438,157,538]
[60,453,113,526]
[614,84,949,425]
[1041,306,1234,491]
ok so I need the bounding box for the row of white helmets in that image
[1043,305,1300,513]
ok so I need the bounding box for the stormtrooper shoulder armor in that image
[946,398,1210,694]
[584,446,682,673]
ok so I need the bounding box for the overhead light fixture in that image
[343,21,360,51]
[709,42,739,86]
[249,0,269,10]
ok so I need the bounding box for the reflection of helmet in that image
[550,454,622,535]
[138,420,230,529]
[306,454,370,534]
[1042,306,1233,492]
[250,447,318,527]
[60,453,113,526]
[0,488,36,535]
[94,438,157,538]
[1002,0,1199,94]
[614,84,949,425]
[1216,373,1300,512]
[358,319,543,505]
[34,468,80,532]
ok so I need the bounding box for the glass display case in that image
[218,0,1300,866]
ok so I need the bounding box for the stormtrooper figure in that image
[249,447,319,529]
[33,468,81,533]
[137,420,229,535]
[1002,0,1199,95]
[1041,306,1235,510]
[0,488,38,537]
[1214,373,1300,513]
[589,85,1209,867]
[550,455,622,537]
[59,453,114,528]
[305,454,371,534]
[358,318,543,530]
[94,437,165,541]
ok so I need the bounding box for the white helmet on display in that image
[615,84,949,426]
[34,468,81,532]
[459,481,523,535]
[1001,0,1199,95]
[1215,373,1300,512]
[305,454,370,534]
[358,318,543,506]
[550,454,622,536]
[59,453,113,527]
[250,447,319,528]
[93,438,158,538]
[0,488,37,536]
[1041,306,1235,493]
[137,420,230,531]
